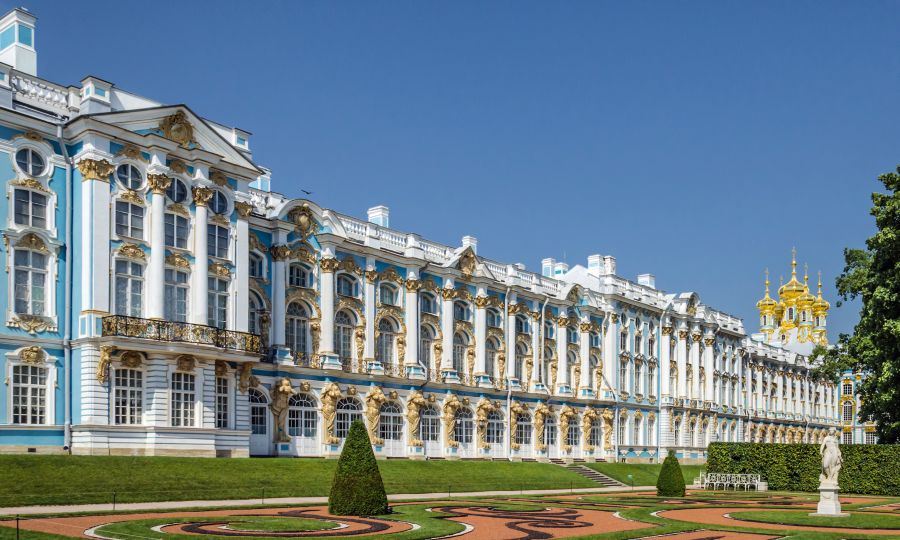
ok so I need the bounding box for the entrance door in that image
[380,403,405,457]
[545,418,559,458]
[289,394,319,456]
[249,389,270,456]
[455,409,475,458]
[422,406,442,457]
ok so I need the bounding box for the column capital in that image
[147,173,172,195]
[234,201,253,219]
[77,158,114,182]
[320,257,339,273]
[192,186,214,206]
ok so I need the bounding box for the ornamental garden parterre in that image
[0,6,868,462]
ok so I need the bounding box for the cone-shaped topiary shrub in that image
[656,449,686,497]
[328,419,389,516]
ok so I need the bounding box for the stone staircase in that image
[559,462,627,488]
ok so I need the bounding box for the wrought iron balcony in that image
[102,316,262,354]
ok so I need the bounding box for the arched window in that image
[486,309,502,328]
[619,360,628,393]
[249,253,264,279]
[843,401,853,422]
[568,325,579,344]
[249,389,267,435]
[566,415,579,448]
[114,259,143,317]
[208,224,229,259]
[589,417,602,448]
[335,397,362,439]
[567,350,578,376]
[543,347,554,384]
[14,247,48,316]
[454,408,474,444]
[544,320,555,339]
[376,318,396,366]
[648,415,656,446]
[515,413,532,446]
[515,315,530,335]
[486,411,504,444]
[166,178,188,203]
[208,276,229,329]
[13,188,47,228]
[590,332,601,348]
[634,361,643,395]
[673,418,681,445]
[452,332,467,373]
[485,337,499,377]
[288,393,317,437]
[633,415,642,445]
[287,263,310,287]
[421,405,440,442]
[648,364,656,396]
[248,292,263,335]
[116,164,143,190]
[379,402,403,441]
[286,303,309,358]
[419,325,435,369]
[336,274,357,297]
[15,148,44,177]
[379,284,398,306]
[544,414,557,446]
[420,292,438,315]
[618,415,626,445]
[453,301,470,322]
[515,342,528,380]
[334,310,355,363]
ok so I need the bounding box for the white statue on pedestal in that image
[811,427,848,517]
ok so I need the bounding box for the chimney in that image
[0,8,36,76]
[80,76,112,114]
[367,205,389,227]
[587,254,602,275]
[603,255,617,275]
[541,258,556,278]
[553,262,569,276]
[637,273,656,289]
[461,235,478,254]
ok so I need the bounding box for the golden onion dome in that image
[778,249,806,303]
[756,269,777,314]
[813,272,831,314]
[797,267,815,309]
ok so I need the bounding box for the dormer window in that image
[116,164,143,190]
[209,191,228,215]
[15,148,44,177]
[379,284,398,306]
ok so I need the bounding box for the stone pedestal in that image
[809,482,849,517]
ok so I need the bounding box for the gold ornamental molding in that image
[192,186,214,206]
[210,170,229,188]
[159,110,196,148]
[235,201,253,219]
[18,346,46,365]
[115,144,148,163]
[15,233,49,253]
[166,253,190,269]
[116,243,147,261]
[10,177,51,194]
[77,158,114,182]
[209,262,231,278]
[147,174,172,195]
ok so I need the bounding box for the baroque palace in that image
[0,8,851,462]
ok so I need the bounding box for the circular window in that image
[116,164,143,190]
[166,178,188,203]
[15,148,45,176]
[209,191,228,214]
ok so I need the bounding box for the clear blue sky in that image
[23,0,900,337]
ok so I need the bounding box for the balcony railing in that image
[102,316,262,354]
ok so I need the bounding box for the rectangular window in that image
[865,431,876,445]
[164,269,189,322]
[0,25,14,49]
[14,189,47,228]
[11,364,47,424]
[842,431,852,445]
[13,249,46,315]
[115,201,144,239]
[207,224,229,259]
[114,260,143,317]
[170,372,196,427]
[215,376,229,429]
[114,368,143,425]
[164,213,189,249]
[17,24,32,47]
[208,276,228,328]
[422,413,440,442]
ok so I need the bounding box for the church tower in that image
[756,249,829,350]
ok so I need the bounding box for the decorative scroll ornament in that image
[270,245,292,261]
[159,110,196,147]
[77,158,114,182]
[97,346,114,384]
[234,201,253,219]
[117,243,146,261]
[320,257,339,273]
[11,178,50,194]
[210,213,229,227]
[167,203,189,217]
[120,351,143,368]
[288,203,315,237]
[442,394,463,447]
[406,390,427,446]
[15,233,49,253]
[365,386,387,444]
[380,266,403,284]
[168,159,188,174]
[458,250,476,278]
[118,189,145,205]
[238,363,253,393]
[209,262,231,278]
[338,256,363,275]
[8,314,56,334]
[321,383,343,444]
[19,346,46,365]
[115,144,147,162]
[147,174,172,194]
[176,355,196,372]
[293,245,317,265]
[210,170,229,188]
[215,360,228,376]
[248,234,267,254]
[15,130,43,142]
[166,253,191,269]
[405,279,422,292]
[191,186,214,206]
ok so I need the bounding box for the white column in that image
[234,203,251,332]
[505,292,518,384]
[440,283,455,376]
[677,328,688,398]
[271,244,287,348]
[602,315,618,397]
[530,311,542,389]
[703,334,714,403]
[579,322,592,396]
[146,175,170,320]
[319,255,336,357]
[474,286,487,379]
[690,331,701,400]
[364,262,376,364]
[404,272,421,374]
[777,370,785,413]
[76,154,112,338]
[190,186,212,326]
[660,327,672,398]
[556,318,569,393]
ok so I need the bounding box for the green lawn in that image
[586,462,705,486]
[0,455,596,507]
[226,518,338,532]
[733,510,900,529]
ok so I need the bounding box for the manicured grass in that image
[733,509,900,529]
[0,455,596,507]
[585,462,704,486]
[227,517,338,532]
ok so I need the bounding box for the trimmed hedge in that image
[656,450,686,496]
[328,420,389,516]
[707,442,900,496]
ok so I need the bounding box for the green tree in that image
[328,420,389,516]
[815,166,900,444]
[656,450,686,497]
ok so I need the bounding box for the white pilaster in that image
[660,326,671,398]
[190,185,211,326]
[234,204,251,332]
[364,260,376,364]
[474,286,489,386]
[579,322,592,396]
[602,315,618,398]
[146,178,169,320]
[404,269,423,379]
[440,280,456,378]
[556,320,570,394]
[319,252,336,359]
[272,242,287,347]
[677,328,688,398]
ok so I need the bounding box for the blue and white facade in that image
[0,8,840,462]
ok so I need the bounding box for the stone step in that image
[564,464,627,487]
